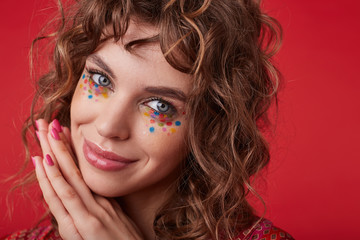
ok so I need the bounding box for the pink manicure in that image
[51,127,61,140]
[31,156,36,167]
[45,154,54,166]
[35,120,39,130]
[53,119,62,133]
[35,131,40,140]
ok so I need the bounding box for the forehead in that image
[104,19,159,46]
[90,22,191,94]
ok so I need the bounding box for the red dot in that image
[166,122,172,126]
[150,119,155,124]
[84,79,88,83]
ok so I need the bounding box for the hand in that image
[33,119,144,240]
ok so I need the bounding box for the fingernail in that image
[35,120,39,130]
[53,119,62,133]
[35,131,40,140]
[45,154,54,166]
[51,127,61,140]
[31,156,36,167]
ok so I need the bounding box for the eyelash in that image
[86,67,113,90]
[84,67,178,116]
[144,97,177,116]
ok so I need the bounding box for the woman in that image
[5,0,293,239]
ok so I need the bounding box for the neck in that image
[117,182,175,240]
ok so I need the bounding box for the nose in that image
[95,96,133,140]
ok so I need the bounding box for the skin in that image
[33,22,191,240]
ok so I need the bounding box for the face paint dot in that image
[160,119,166,122]
[175,121,181,126]
[166,122,172,126]
[95,99,99,102]
[154,112,159,116]
[170,128,176,133]
[182,111,186,115]
[83,87,87,90]
[88,90,92,93]
[80,84,83,88]
[88,95,93,99]
[94,84,98,88]
[149,127,155,133]
[144,112,150,117]
[82,74,85,79]
[158,123,164,127]
[84,79,88,83]
[150,119,155,124]
[102,93,108,98]
[162,128,167,132]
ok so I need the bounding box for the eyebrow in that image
[87,54,115,79]
[144,86,187,102]
[88,54,187,102]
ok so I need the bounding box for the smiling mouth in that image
[83,139,137,171]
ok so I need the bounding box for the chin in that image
[83,175,122,197]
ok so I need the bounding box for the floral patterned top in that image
[3,218,294,240]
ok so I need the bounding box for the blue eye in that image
[146,99,173,114]
[91,73,111,87]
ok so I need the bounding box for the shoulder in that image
[234,218,294,240]
[3,225,61,240]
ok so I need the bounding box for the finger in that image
[41,154,92,239]
[36,119,58,167]
[33,155,82,240]
[93,195,143,239]
[62,126,72,144]
[47,123,100,213]
[51,121,76,161]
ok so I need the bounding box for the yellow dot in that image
[80,84,83,88]
[102,93,108,98]
[144,112,150,117]
[170,128,176,133]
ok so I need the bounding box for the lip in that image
[83,139,137,171]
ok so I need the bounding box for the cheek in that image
[140,106,185,136]
[78,74,109,101]
[70,77,108,125]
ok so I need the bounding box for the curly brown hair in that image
[18,0,282,239]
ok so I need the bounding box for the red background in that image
[1,0,359,239]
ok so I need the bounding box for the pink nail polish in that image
[45,154,54,166]
[35,120,39,130]
[51,128,61,140]
[35,131,40,140]
[31,156,36,167]
[53,119,62,133]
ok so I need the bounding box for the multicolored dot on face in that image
[80,74,109,101]
[142,106,183,135]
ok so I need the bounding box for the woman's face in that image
[70,22,190,198]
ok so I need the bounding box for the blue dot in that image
[175,121,181,126]
[154,112,159,116]
[94,84,98,88]
[88,95,93,99]
[149,127,155,133]
[82,74,85,79]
